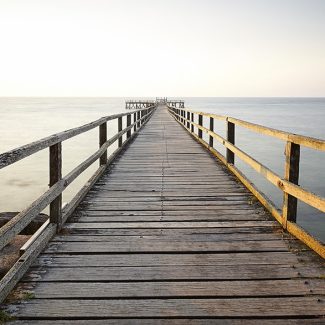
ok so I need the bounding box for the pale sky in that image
[0,0,324,97]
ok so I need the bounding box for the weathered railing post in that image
[49,142,62,231]
[133,112,136,132]
[209,117,214,147]
[226,118,235,164]
[145,109,149,122]
[282,141,300,228]
[198,114,203,139]
[141,110,144,126]
[187,111,190,129]
[137,111,140,128]
[99,122,107,166]
[118,116,123,147]
[127,114,131,139]
[191,113,194,132]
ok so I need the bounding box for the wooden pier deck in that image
[1,105,325,323]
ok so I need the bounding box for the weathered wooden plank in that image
[63,226,279,236]
[15,279,324,298]
[52,232,285,242]
[6,297,325,318]
[64,221,277,229]
[7,320,325,325]
[74,207,264,214]
[22,265,322,282]
[34,252,299,267]
[84,194,250,201]
[71,214,269,222]
[84,196,251,203]
[43,240,289,253]
[80,206,259,212]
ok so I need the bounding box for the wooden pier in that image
[0,102,324,323]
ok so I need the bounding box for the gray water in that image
[0,97,324,241]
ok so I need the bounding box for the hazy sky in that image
[0,0,324,97]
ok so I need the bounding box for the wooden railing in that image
[168,106,325,258]
[0,105,156,302]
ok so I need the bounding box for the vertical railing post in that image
[226,119,235,164]
[99,122,107,166]
[187,111,190,129]
[137,111,140,128]
[133,112,136,132]
[198,114,203,138]
[183,110,186,126]
[118,116,123,147]
[191,113,194,132]
[177,109,180,121]
[282,141,300,228]
[209,117,214,147]
[127,114,131,139]
[49,142,62,231]
[141,110,144,126]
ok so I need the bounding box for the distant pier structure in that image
[126,97,184,109]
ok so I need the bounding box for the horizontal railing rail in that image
[0,105,156,303]
[168,105,325,258]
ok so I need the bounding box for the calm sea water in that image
[0,97,324,241]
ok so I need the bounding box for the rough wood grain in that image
[5,297,325,318]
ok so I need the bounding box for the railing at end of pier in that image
[168,105,325,258]
[0,105,156,303]
[126,98,184,109]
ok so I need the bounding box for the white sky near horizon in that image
[0,0,324,97]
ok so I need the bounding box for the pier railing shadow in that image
[168,105,325,258]
[0,105,156,302]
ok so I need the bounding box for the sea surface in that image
[0,97,324,241]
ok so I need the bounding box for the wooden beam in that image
[282,141,300,227]
[118,116,123,147]
[227,120,235,164]
[209,117,214,147]
[127,114,132,139]
[99,122,107,166]
[137,111,140,128]
[49,142,62,231]
[198,114,203,139]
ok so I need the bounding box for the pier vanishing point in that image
[0,98,324,323]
